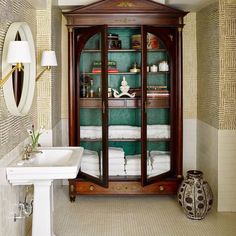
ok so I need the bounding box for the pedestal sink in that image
[6,147,83,236]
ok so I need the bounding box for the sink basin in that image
[6,146,83,236]
[6,147,83,184]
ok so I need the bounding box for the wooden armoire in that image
[63,0,187,201]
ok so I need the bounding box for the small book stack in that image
[129,86,169,98]
[147,85,169,97]
[92,61,118,73]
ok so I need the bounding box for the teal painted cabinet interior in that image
[79,26,171,180]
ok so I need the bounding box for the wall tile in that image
[197,120,218,203]
[183,119,197,174]
[218,129,236,211]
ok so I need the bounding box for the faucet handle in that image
[23,144,33,160]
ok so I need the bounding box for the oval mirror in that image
[2,22,36,116]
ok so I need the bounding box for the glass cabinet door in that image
[76,26,108,187]
[107,27,142,179]
[142,26,175,185]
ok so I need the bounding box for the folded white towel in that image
[109,170,126,176]
[125,154,151,166]
[109,125,140,139]
[148,168,170,177]
[147,125,170,139]
[150,150,170,156]
[109,159,125,165]
[125,170,141,175]
[152,162,170,170]
[80,125,170,140]
[109,164,125,171]
[150,151,170,164]
[101,147,125,159]
[125,165,152,172]
[82,149,100,164]
[81,162,100,172]
[126,155,140,166]
[109,147,125,156]
[80,126,102,139]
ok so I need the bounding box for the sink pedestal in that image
[32,180,55,236]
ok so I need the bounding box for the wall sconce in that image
[0,41,31,87]
[36,51,57,81]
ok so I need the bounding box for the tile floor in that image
[50,186,236,236]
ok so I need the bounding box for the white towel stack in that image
[80,126,102,139]
[148,151,170,177]
[147,125,170,139]
[80,125,170,140]
[101,147,125,176]
[80,149,100,177]
[125,153,152,176]
[109,126,140,139]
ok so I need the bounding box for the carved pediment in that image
[65,0,186,15]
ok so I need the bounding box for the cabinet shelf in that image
[82,49,167,53]
[81,138,170,142]
[83,72,140,75]
[82,71,169,75]
[80,97,169,108]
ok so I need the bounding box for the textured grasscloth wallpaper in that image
[51,5,62,129]
[36,1,62,130]
[0,0,37,159]
[219,0,236,129]
[197,0,236,130]
[36,7,52,130]
[183,13,197,119]
[197,2,220,129]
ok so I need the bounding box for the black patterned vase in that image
[177,170,213,220]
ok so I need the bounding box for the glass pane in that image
[146,32,171,179]
[79,33,103,179]
[107,27,142,178]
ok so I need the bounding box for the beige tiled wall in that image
[218,130,236,211]
[197,120,218,201]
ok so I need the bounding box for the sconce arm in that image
[0,63,24,88]
[36,66,51,81]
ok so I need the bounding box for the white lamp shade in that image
[41,50,57,67]
[7,41,31,64]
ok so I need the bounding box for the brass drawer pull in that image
[89,185,95,191]
[159,185,165,191]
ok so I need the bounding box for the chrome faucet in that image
[23,144,43,160]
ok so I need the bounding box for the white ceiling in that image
[27,0,218,11]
